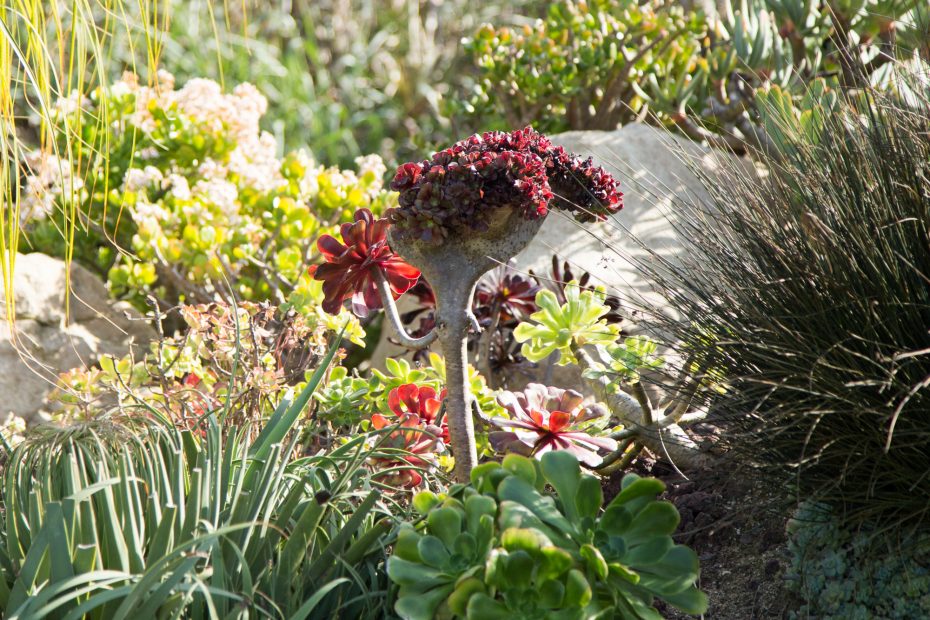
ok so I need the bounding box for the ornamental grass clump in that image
[631,75,930,526]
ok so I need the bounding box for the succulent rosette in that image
[473,263,541,324]
[370,411,445,488]
[386,383,449,442]
[308,208,421,316]
[491,383,617,466]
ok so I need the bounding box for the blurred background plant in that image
[20,71,386,336]
[457,0,930,154]
[3,0,549,315]
[102,0,547,168]
[786,501,930,619]
[627,71,930,527]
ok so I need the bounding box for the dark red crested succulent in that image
[490,383,618,466]
[475,127,623,221]
[309,208,421,317]
[390,133,553,242]
[389,127,622,243]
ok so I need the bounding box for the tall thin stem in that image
[433,281,480,482]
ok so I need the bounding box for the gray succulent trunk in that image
[433,277,480,481]
[387,207,544,482]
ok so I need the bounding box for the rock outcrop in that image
[0,253,154,422]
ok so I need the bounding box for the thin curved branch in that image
[573,345,709,469]
[372,268,437,350]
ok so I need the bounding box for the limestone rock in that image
[0,253,155,422]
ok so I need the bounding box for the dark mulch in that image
[603,427,803,619]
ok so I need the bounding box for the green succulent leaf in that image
[395,583,456,620]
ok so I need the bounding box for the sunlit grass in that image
[0,0,233,319]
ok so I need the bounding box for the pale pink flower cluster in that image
[190,178,241,224]
[123,166,164,193]
[292,150,389,204]
[131,200,171,235]
[113,71,284,192]
[20,152,83,224]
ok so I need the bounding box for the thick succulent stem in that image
[435,282,480,483]
[387,207,546,481]
[372,269,437,350]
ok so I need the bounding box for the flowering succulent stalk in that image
[368,127,622,482]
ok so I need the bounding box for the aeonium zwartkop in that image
[311,127,622,481]
[308,208,420,317]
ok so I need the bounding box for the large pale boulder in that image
[369,123,744,374]
[0,253,155,422]
[514,124,738,313]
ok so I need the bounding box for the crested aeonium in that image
[389,126,622,243]
[312,127,623,482]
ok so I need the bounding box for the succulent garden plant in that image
[461,0,930,155]
[387,451,707,619]
[512,283,712,471]
[490,383,617,466]
[312,127,622,481]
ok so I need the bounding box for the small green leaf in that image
[502,454,537,486]
[418,535,452,568]
[580,544,608,580]
[575,474,603,520]
[413,491,441,515]
[447,577,486,616]
[395,527,423,562]
[395,583,456,620]
[466,593,511,620]
[563,569,592,607]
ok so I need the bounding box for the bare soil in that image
[603,427,802,619]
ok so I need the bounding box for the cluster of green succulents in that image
[22,73,385,332]
[460,0,930,153]
[388,451,707,619]
[787,502,930,619]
